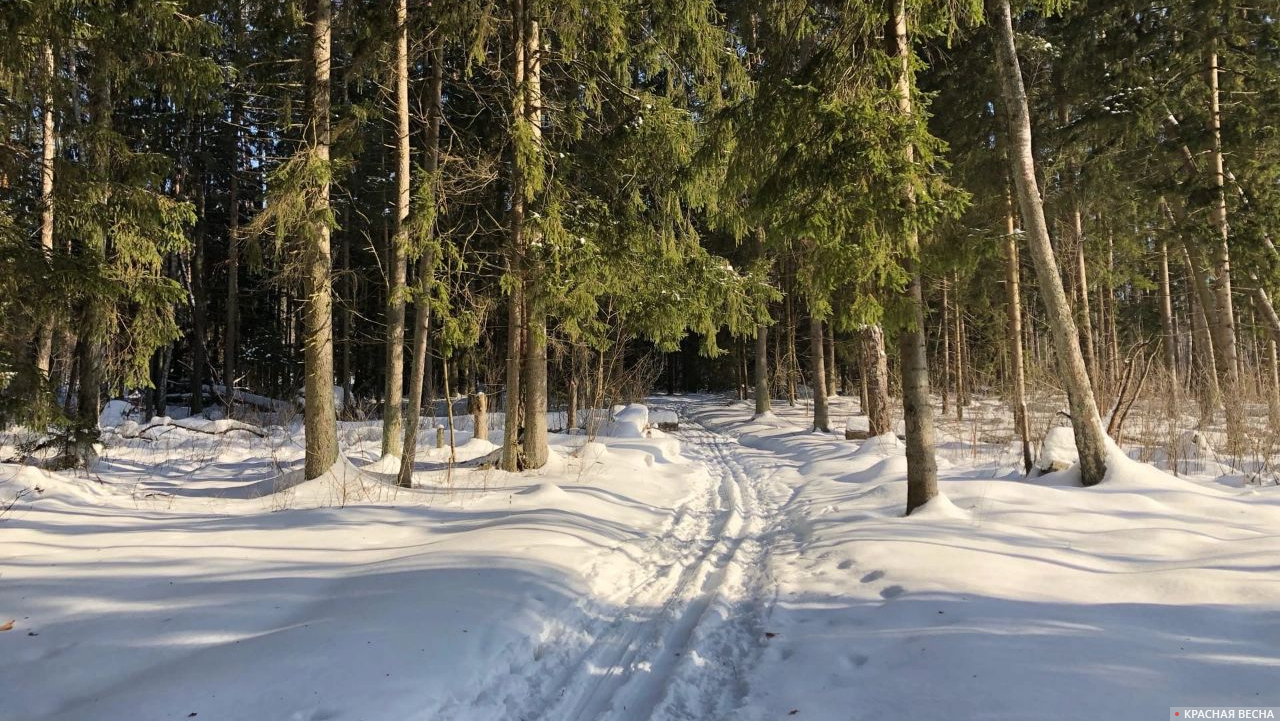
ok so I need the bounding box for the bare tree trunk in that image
[340,207,353,411]
[225,111,241,408]
[398,45,443,488]
[989,0,1108,486]
[473,391,489,441]
[520,13,549,469]
[1073,211,1099,395]
[190,181,207,414]
[302,0,339,479]
[750,320,770,416]
[566,346,579,432]
[941,278,951,416]
[1158,240,1178,388]
[1106,233,1119,394]
[862,325,891,436]
[1005,189,1033,473]
[35,41,56,377]
[501,0,529,471]
[1185,256,1220,426]
[381,0,411,458]
[784,281,797,406]
[1269,340,1280,434]
[825,323,837,396]
[953,277,964,421]
[1206,48,1244,448]
[810,313,829,432]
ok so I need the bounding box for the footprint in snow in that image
[879,585,905,600]
[860,570,884,583]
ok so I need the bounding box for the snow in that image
[3,395,1279,720]
[1037,424,1078,471]
[598,403,651,438]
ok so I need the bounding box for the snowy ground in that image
[2,395,1279,720]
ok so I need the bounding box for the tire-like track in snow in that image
[527,411,792,721]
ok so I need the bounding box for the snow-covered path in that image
[483,411,796,721]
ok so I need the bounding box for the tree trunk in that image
[225,107,241,409]
[954,283,965,420]
[190,181,207,414]
[302,0,339,479]
[785,288,798,406]
[1004,189,1033,473]
[1158,240,1178,388]
[1269,340,1280,435]
[754,320,771,416]
[567,348,579,432]
[1073,210,1099,395]
[340,207,353,411]
[35,41,56,377]
[941,278,951,416]
[398,45,443,488]
[989,0,1108,486]
[76,70,112,434]
[1206,48,1244,448]
[1185,255,1220,425]
[519,13,549,469]
[861,325,891,436]
[891,0,939,513]
[810,313,829,432]
[825,323,837,396]
[381,0,411,458]
[473,391,489,442]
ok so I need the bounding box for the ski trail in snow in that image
[490,410,796,721]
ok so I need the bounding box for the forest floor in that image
[2,394,1280,720]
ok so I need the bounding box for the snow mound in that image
[517,482,569,503]
[599,404,650,438]
[573,441,610,463]
[852,433,904,458]
[907,493,971,521]
[363,454,403,474]
[752,411,788,427]
[1036,426,1078,471]
[650,409,678,427]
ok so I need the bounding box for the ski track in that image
[474,409,797,721]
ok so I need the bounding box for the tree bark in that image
[825,323,837,396]
[890,0,939,513]
[1158,240,1178,388]
[954,281,965,421]
[302,0,339,479]
[398,45,443,488]
[989,0,1108,486]
[1004,190,1033,473]
[225,101,241,409]
[861,325,891,436]
[1072,210,1099,394]
[381,0,411,458]
[1185,252,1220,425]
[519,13,549,469]
[1207,48,1240,389]
[190,180,207,414]
[473,390,489,441]
[810,313,829,432]
[35,41,57,378]
[941,278,951,416]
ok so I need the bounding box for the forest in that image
[3,1,1280,719]
[4,0,1280,496]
